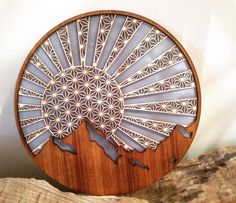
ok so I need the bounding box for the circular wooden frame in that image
[15,10,201,195]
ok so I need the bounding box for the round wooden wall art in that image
[15,10,201,195]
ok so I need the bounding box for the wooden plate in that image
[15,10,201,195]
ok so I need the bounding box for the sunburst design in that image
[17,12,199,155]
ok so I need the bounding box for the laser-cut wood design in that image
[15,10,201,195]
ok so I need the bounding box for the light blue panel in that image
[18,95,41,105]
[22,120,45,135]
[28,130,51,151]
[68,21,81,66]
[19,110,42,120]
[20,79,45,94]
[86,15,100,66]
[114,128,145,152]
[27,63,51,83]
[36,47,60,75]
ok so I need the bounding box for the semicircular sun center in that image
[41,66,124,138]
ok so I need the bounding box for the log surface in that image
[1,146,236,203]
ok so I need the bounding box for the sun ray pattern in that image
[16,13,199,155]
[57,26,74,66]
[112,28,166,79]
[93,14,116,67]
[104,16,142,72]
[120,46,185,87]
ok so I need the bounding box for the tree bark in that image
[1,146,236,203]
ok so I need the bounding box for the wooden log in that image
[0,178,146,203]
[1,146,236,202]
[131,146,236,202]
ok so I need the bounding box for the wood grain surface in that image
[14,10,201,195]
[2,146,236,202]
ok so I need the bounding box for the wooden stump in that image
[1,146,236,202]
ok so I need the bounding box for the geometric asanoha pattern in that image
[42,66,124,139]
[17,12,199,155]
